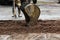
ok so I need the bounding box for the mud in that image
[0,20,60,35]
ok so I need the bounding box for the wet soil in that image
[0,20,60,35]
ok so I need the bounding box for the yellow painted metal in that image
[15,0,21,7]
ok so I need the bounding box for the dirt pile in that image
[0,20,60,34]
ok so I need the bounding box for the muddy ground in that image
[0,20,60,35]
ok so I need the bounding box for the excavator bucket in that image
[24,3,40,25]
